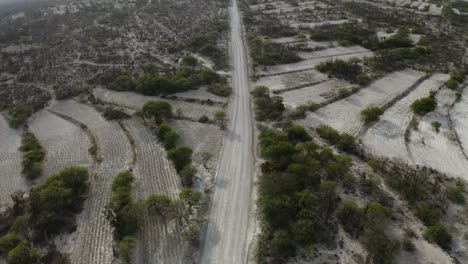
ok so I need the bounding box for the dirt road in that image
[200,0,255,263]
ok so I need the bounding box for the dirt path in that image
[200,0,255,263]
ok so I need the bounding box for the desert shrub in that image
[287,105,309,120]
[167,146,193,172]
[6,243,40,264]
[0,233,21,255]
[446,78,459,89]
[410,97,437,115]
[431,121,441,132]
[179,165,197,187]
[271,230,296,259]
[336,200,363,236]
[105,171,141,239]
[291,219,315,245]
[285,125,311,144]
[7,104,34,128]
[360,106,384,124]
[402,238,416,252]
[425,224,452,250]
[207,83,231,97]
[102,106,130,120]
[250,38,300,65]
[415,204,442,226]
[251,86,285,121]
[316,59,363,83]
[30,167,89,236]
[337,133,356,153]
[19,132,45,179]
[316,125,340,144]
[447,184,465,204]
[109,75,135,91]
[156,124,180,150]
[118,236,137,264]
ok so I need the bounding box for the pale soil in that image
[301,69,425,135]
[281,79,353,107]
[409,88,468,180]
[290,19,363,28]
[169,119,223,172]
[51,100,133,264]
[0,115,25,210]
[93,88,222,120]
[256,50,373,76]
[173,88,228,104]
[254,69,328,91]
[363,73,449,162]
[29,110,93,179]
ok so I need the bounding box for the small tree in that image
[336,200,363,237]
[167,146,193,172]
[141,100,172,124]
[145,194,175,222]
[214,110,227,129]
[360,106,384,124]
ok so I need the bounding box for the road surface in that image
[200,0,255,263]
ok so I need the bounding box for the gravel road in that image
[200,0,255,263]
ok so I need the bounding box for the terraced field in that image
[254,69,328,91]
[0,115,26,209]
[364,73,449,161]
[121,119,184,264]
[50,100,133,264]
[29,110,92,179]
[301,69,426,135]
[281,79,353,107]
[409,89,468,179]
[94,88,222,120]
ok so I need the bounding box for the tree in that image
[118,236,137,264]
[410,97,437,115]
[6,243,40,264]
[318,181,338,223]
[316,125,340,144]
[0,233,20,255]
[179,165,197,187]
[145,194,175,222]
[264,141,296,170]
[425,224,452,250]
[337,133,355,153]
[167,146,193,172]
[271,230,295,259]
[141,100,172,124]
[336,200,363,236]
[214,110,227,129]
[291,219,315,245]
[360,106,384,124]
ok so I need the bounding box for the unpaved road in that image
[200,0,255,263]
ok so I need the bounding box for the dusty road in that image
[200,0,255,263]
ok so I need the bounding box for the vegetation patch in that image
[316,59,370,85]
[18,132,45,179]
[251,86,285,121]
[360,106,384,124]
[250,37,300,66]
[410,97,437,115]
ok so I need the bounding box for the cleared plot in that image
[290,19,362,28]
[257,48,373,76]
[0,115,26,209]
[281,79,352,107]
[409,89,468,179]
[170,119,223,170]
[363,73,449,161]
[173,88,228,104]
[94,88,221,120]
[50,100,133,264]
[29,110,92,179]
[301,69,425,135]
[121,119,185,264]
[254,69,328,91]
[261,3,319,14]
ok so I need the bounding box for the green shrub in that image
[316,125,340,144]
[19,132,45,179]
[425,224,452,250]
[415,204,442,226]
[360,106,384,124]
[142,100,172,124]
[336,200,363,236]
[271,230,296,259]
[7,104,34,128]
[118,236,137,264]
[446,78,459,89]
[179,165,197,187]
[6,243,40,264]
[285,125,311,144]
[431,121,442,132]
[167,146,193,172]
[447,184,465,204]
[402,238,416,252]
[410,97,437,115]
[0,233,21,255]
[316,59,363,83]
[337,133,355,153]
[103,106,130,120]
[207,84,231,97]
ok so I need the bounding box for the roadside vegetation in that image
[251,86,285,121]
